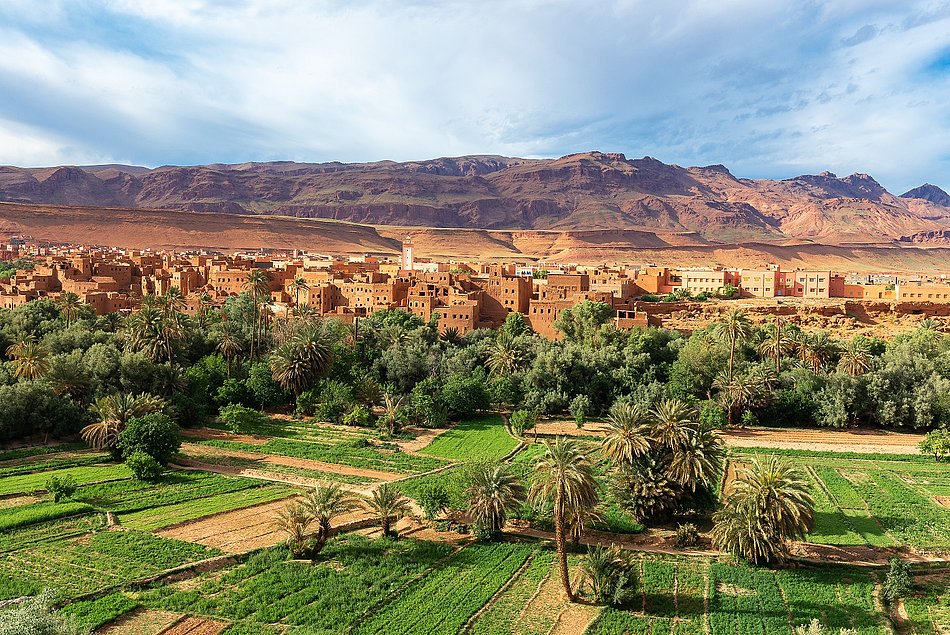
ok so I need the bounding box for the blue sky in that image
[0,0,948,193]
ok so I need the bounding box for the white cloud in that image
[0,0,947,191]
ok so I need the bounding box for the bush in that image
[699,402,728,429]
[0,588,90,635]
[418,483,451,520]
[569,395,591,429]
[218,403,268,434]
[294,388,321,417]
[314,380,356,423]
[46,474,77,502]
[740,410,758,427]
[508,409,537,437]
[674,522,700,548]
[342,403,372,427]
[408,378,449,428]
[116,412,181,465]
[920,428,950,461]
[125,451,163,481]
[440,369,489,419]
[215,378,254,408]
[882,557,911,604]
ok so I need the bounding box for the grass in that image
[177,450,376,484]
[0,442,88,462]
[469,550,555,635]
[0,500,94,532]
[119,485,296,531]
[60,592,138,630]
[0,530,219,600]
[0,464,131,496]
[419,415,520,462]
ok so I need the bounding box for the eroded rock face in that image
[2,152,950,242]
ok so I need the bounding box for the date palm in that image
[290,276,310,308]
[758,316,795,374]
[529,437,599,602]
[215,324,245,378]
[245,270,271,360]
[667,425,725,490]
[466,462,526,534]
[796,331,839,374]
[649,398,696,449]
[305,484,360,554]
[601,401,651,465]
[365,483,411,538]
[80,392,165,454]
[269,319,337,397]
[6,336,50,380]
[712,454,814,564]
[274,501,313,557]
[837,337,873,376]
[124,304,185,365]
[161,286,186,318]
[712,370,755,427]
[713,309,752,383]
[486,332,529,378]
[57,292,82,327]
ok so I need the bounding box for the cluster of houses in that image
[0,237,948,338]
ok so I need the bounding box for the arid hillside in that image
[4,201,950,272]
[3,152,950,243]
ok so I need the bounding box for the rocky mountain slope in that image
[1,152,948,244]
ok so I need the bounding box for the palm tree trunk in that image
[774,317,782,374]
[555,487,574,602]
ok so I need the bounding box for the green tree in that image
[713,309,752,383]
[365,483,412,538]
[0,588,90,635]
[6,335,50,380]
[305,484,360,555]
[466,462,526,535]
[920,428,950,461]
[80,392,165,456]
[529,437,599,601]
[116,412,181,465]
[601,401,651,465]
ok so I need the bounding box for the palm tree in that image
[919,317,941,332]
[486,332,529,378]
[713,370,756,427]
[57,292,82,327]
[96,312,124,333]
[440,327,463,346]
[379,392,405,436]
[837,338,873,376]
[579,544,634,606]
[758,316,794,374]
[529,437,599,602]
[649,398,696,449]
[196,292,214,328]
[365,483,412,538]
[161,287,186,318]
[6,337,50,380]
[305,484,360,554]
[274,501,313,558]
[711,454,814,565]
[601,402,651,465]
[667,425,725,490]
[714,309,752,383]
[245,269,270,360]
[216,324,245,378]
[269,320,337,398]
[80,392,165,455]
[46,355,90,402]
[796,331,839,373]
[466,462,526,534]
[290,276,310,308]
[124,304,185,365]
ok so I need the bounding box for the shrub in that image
[125,451,163,481]
[674,522,700,548]
[342,403,372,427]
[116,412,181,465]
[218,403,268,434]
[920,428,950,461]
[569,395,591,429]
[408,378,449,428]
[46,474,77,502]
[418,483,451,520]
[508,409,537,437]
[882,557,911,604]
[0,588,90,635]
[579,545,636,606]
[315,380,355,424]
[740,409,758,427]
[215,378,253,408]
[440,369,489,419]
[699,402,728,429]
[294,388,320,417]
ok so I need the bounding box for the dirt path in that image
[396,424,454,453]
[528,422,925,454]
[158,497,374,553]
[98,608,181,635]
[179,442,405,481]
[182,428,268,446]
[160,616,229,635]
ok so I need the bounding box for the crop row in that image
[0,442,87,462]
[419,416,519,462]
[0,452,109,478]
[0,464,131,497]
[195,437,446,474]
[0,513,106,554]
[141,535,455,631]
[59,592,138,630]
[354,542,535,635]
[178,450,375,484]
[469,550,554,635]
[0,500,93,532]
[0,530,218,601]
[851,471,950,549]
[119,485,296,531]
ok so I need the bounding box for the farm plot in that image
[119,484,295,531]
[419,415,520,462]
[0,463,131,496]
[140,535,456,632]
[354,542,535,635]
[903,571,950,634]
[731,449,950,551]
[588,557,888,635]
[468,550,556,635]
[0,530,219,600]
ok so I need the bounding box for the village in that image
[1,236,949,339]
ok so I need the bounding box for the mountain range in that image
[2,151,949,245]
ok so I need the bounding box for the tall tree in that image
[80,393,165,455]
[714,309,752,383]
[290,276,310,308]
[529,437,599,602]
[758,316,794,374]
[305,484,360,554]
[6,336,50,380]
[649,398,696,449]
[601,401,651,465]
[57,292,82,327]
[837,337,873,376]
[245,269,270,360]
[797,331,839,373]
[364,483,411,538]
[269,319,337,398]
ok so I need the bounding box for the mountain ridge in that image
[1,152,948,244]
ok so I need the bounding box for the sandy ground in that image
[529,421,925,455]
[178,442,404,481]
[160,616,229,635]
[158,498,373,553]
[182,428,268,446]
[98,609,181,635]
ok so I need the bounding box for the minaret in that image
[402,236,414,271]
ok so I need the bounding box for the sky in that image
[0,0,948,193]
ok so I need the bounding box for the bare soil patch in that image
[396,425,454,453]
[98,608,181,635]
[161,616,229,635]
[0,495,40,509]
[179,442,404,481]
[158,498,373,554]
[935,496,950,509]
[183,428,267,446]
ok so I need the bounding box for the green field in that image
[731,449,950,551]
[419,415,520,461]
